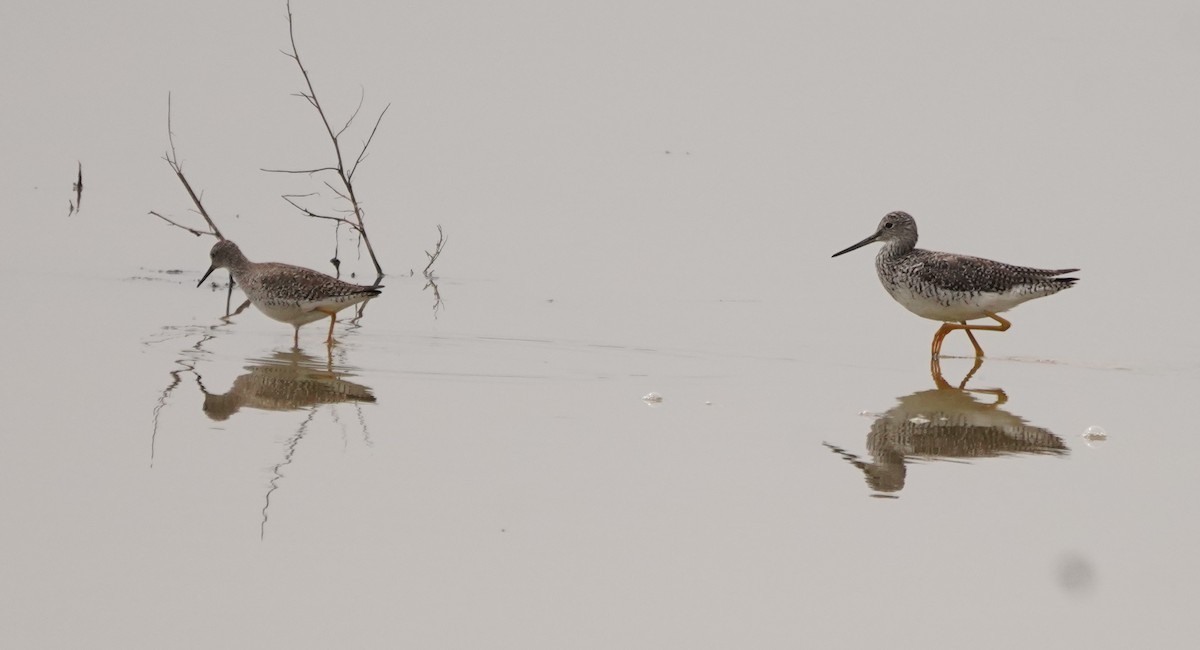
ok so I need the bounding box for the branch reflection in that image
[825,358,1067,497]
[198,350,379,538]
[148,328,381,539]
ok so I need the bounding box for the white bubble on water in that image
[1081,425,1108,443]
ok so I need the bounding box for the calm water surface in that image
[3,1,1200,648]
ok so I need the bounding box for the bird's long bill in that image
[831,230,883,258]
[197,265,218,288]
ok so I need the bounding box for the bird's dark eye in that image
[884,222,894,229]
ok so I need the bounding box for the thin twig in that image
[349,104,390,180]
[280,194,361,229]
[335,88,366,141]
[260,166,341,175]
[149,211,215,237]
[322,181,351,203]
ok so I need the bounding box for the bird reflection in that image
[201,349,376,421]
[825,358,1067,496]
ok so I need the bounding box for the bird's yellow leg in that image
[322,310,338,346]
[930,313,1011,358]
[931,322,956,358]
[962,324,985,358]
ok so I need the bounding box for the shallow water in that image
[4,1,1200,648]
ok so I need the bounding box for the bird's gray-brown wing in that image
[246,263,383,303]
[908,250,1078,294]
[295,275,383,303]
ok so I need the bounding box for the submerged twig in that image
[424,225,447,276]
[69,162,82,215]
[423,225,447,314]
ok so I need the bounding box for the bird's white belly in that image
[255,301,327,326]
[883,283,1029,322]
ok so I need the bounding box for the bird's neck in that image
[876,239,915,263]
[224,252,253,274]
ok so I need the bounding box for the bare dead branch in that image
[149,211,216,237]
[280,0,384,278]
[280,194,361,229]
[151,94,236,314]
[310,214,359,227]
[423,224,447,276]
[261,166,341,175]
[284,0,341,170]
[161,92,224,240]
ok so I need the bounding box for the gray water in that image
[3,1,1199,648]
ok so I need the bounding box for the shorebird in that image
[831,211,1078,358]
[198,239,383,348]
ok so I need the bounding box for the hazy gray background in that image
[2,1,1198,648]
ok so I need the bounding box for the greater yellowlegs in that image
[831,211,1078,358]
[198,240,383,348]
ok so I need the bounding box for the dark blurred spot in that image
[1057,553,1097,595]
